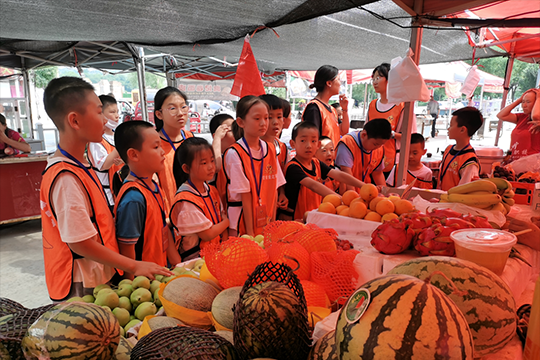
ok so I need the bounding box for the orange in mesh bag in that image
[201,237,269,289]
[291,225,337,254]
[300,280,330,308]
[266,239,311,280]
[262,220,306,248]
[310,250,360,305]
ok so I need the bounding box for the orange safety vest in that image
[302,99,341,147]
[88,137,123,205]
[276,139,288,171]
[223,141,279,235]
[213,167,228,212]
[114,181,168,266]
[322,165,339,193]
[438,144,478,191]
[285,158,325,220]
[391,165,433,189]
[338,132,384,191]
[157,130,194,212]
[40,161,120,301]
[170,184,222,258]
[367,100,405,172]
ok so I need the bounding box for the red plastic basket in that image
[511,181,536,205]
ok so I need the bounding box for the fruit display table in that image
[0,154,48,224]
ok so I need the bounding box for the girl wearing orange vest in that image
[88,95,124,208]
[154,87,194,211]
[209,113,237,207]
[302,65,349,147]
[170,138,229,260]
[223,96,288,237]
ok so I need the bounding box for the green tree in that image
[351,83,377,107]
[264,87,286,98]
[33,67,58,88]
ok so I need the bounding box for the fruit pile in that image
[318,184,415,223]
[440,178,515,215]
[516,171,540,183]
[493,165,516,181]
[371,208,493,256]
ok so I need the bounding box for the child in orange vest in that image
[209,113,236,206]
[386,133,433,189]
[335,118,392,191]
[114,121,181,277]
[170,137,229,260]
[438,107,483,191]
[88,95,124,209]
[316,136,340,192]
[260,94,288,171]
[279,122,365,220]
[281,98,292,132]
[223,95,288,236]
[154,87,194,211]
[40,77,171,301]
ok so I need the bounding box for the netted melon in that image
[163,277,219,312]
[0,298,26,317]
[215,330,234,344]
[146,316,184,331]
[211,287,242,330]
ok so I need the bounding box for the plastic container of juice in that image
[450,229,517,275]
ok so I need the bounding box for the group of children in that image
[40,76,484,301]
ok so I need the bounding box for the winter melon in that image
[335,274,474,359]
[163,277,219,312]
[211,287,242,330]
[308,330,338,360]
[388,256,517,358]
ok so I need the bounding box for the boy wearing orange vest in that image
[316,136,340,192]
[279,122,365,220]
[335,118,392,191]
[88,95,124,208]
[260,94,288,171]
[386,133,433,189]
[40,77,171,301]
[114,121,181,277]
[438,107,483,191]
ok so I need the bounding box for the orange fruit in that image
[381,213,399,222]
[369,196,386,211]
[364,211,382,222]
[342,190,359,206]
[388,195,401,204]
[339,208,350,217]
[350,197,365,207]
[375,199,395,216]
[336,205,348,214]
[323,194,342,208]
[359,183,378,202]
[349,201,368,219]
[394,199,415,215]
[318,202,336,214]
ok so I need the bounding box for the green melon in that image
[163,277,219,312]
[211,286,242,330]
[388,256,517,358]
[335,274,474,360]
[21,302,120,360]
[308,330,337,360]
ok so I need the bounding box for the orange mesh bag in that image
[310,250,360,305]
[290,226,338,254]
[266,239,311,280]
[299,280,330,308]
[201,237,269,289]
[262,220,306,248]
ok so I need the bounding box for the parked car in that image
[117,100,134,123]
[134,90,157,123]
[189,100,235,120]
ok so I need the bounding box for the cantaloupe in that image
[215,330,234,344]
[146,316,184,331]
[211,287,242,330]
[163,277,219,312]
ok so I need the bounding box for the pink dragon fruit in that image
[371,218,415,255]
[428,208,463,220]
[462,214,493,229]
[441,217,475,229]
[414,223,456,256]
[400,212,432,232]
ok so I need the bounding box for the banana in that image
[502,202,512,214]
[502,197,515,206]
[468,191,496,195]
[448,180,498,195]
[440,194,449,202]
[503,189,515,198]
[492,202,507,215]
[484,177,512,191]
[482,204,496,210]
[447,193,502,208]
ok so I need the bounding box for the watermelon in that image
[308,330,338,360]
[21,302,120,359]
[388,256,517,358]
[335,274,474,359]
[114,337,133,360]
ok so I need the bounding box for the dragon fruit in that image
[441,217,475,229]
[371,218,415,255]
[462,214,493,229]
[414,223,456,256]
[400,212,432,232]
[428,208,463,220]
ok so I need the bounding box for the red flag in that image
[231,35,266,97]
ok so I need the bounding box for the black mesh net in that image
[0,298,26,317]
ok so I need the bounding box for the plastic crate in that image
[510,181,536,205]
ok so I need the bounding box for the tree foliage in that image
[351,83,377,106]
[33,67,59,88]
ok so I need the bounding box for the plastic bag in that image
[509,153,540,174]
[460,65,481,98]
[387,48,430,103]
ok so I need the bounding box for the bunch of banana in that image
[440,179,514,215]
[486,177,515,214]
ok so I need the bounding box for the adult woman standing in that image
[302,65,349,146]
[497,88,540,162]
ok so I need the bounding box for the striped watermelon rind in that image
[336,274,474,360]
[21,302,120,360]
[308,330,338,360]
[388,256,517,358]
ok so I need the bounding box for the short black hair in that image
[331,103,341,110]
[43,77,95,131]
[410,133,425,146]
[452,107,483,137]
[259,94,283,110]
[281,98,291,118]
[114,121,154,164]
[173,137,214,189]
[209,113,234,135]
[372,63,390,80]
[363,118,392,139]
[99,94,117,109]
[292,121,319,140]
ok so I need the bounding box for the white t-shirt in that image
[223,140,286,230]
[386,163,432,187]
[88,133,115,206]
[47,154,116,289]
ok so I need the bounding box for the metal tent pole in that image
[21,59,34,139]
[362,82,368,119]
[495,55,514,146]
[135,47,148,123]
